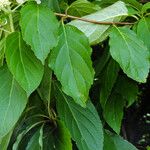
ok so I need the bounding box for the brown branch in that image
[54,12,134,25]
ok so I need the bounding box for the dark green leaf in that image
[100,58,120,108]
[114,76,138,107]
[42,121,72,150]
[54,121,72,150]
[104,131,138,150]
[55,84,103,150]
[109,27,150,83]
[6,32,44,96]
[94,48,110,77]
[0,65,27,139]
[49,25,94,107]
[38,64,52,103]
[103,75,138,133]
[20,3,59,64]
[26,128,41,150]
[103,93,125,134]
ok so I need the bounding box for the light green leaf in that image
[137,17,150,51]
[6,32,44,96]
[0,65,27,139]
[55,84,103,150]
[100,58,120,108]
[142,2,150,14]
[67,0,100,17]
[20,3,59,64]
[49,25,94,107]
[104,131,138,150]
[69,1,128,45]
[109,27,150,83]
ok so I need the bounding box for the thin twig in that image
[54,13,134,25]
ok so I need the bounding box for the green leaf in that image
[20,3,59,64]
[104,131,138,150]
[142,2,150,14]
[26,129,41,150]
[103,92,125,134]
[41,0,61,12]
[67,0,100,17]
[114,76,138,107]
[0,130,13,150]
[54,121,72,150]
[42,121,72,150]
[49,25,94,107]
[137,17,150,51]
[55,84,103,150]
[100,58,120,108]
[0,38,5,59]
[99,0,142,11]
[0,65,27,139]
[5,32,44,96]
[109,27,150,83]
[103,75,138,133]
[38,64,52,103]
[69,1,128,45]
[94,48,110,77]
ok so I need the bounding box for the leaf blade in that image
[5,32,44,95]
[49,25,94,106]
[55,84,103,150]
[109,27,150,83]
[69,1,128,45]
[20,3,59,63]
[0,65,27,139]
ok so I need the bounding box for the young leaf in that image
[137,17,150,51]
[109,27,150,83]
[49,25,94,107]
[100,58,120,108]
[141,2,150,14]
[0,65,27,139]
[20,3,59,64]
[104,131,138,150]
[55,84,103,150]
[5,32,44,96]
[67,0,100,17]
[69,1,128,45]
